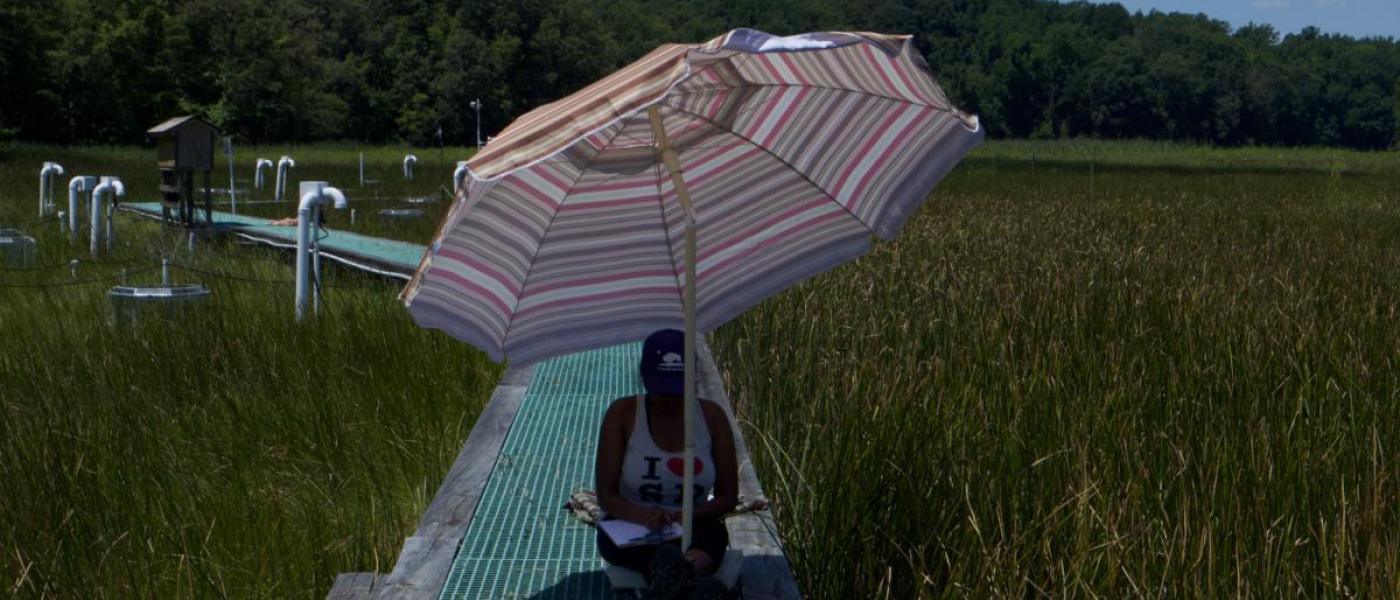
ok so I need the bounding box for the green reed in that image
[3,142,1397,598]
[712,150,1400,597]
[0,149,499,598]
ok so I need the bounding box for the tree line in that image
[1,0,1397,149]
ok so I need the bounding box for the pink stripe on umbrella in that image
[861,43,904,100]
[831,103,914,211]
[561,194,661,213]
[779,53,810,86]
[700,209,848,278]
[845,107,932,208]
[525,268,678,296]
[515,286,680,320]
[432,268,514,315]
[698,199,840,265]
[511,176,565,211]
[437,248,522,296]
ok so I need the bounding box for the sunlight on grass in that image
[3,142,1398,597]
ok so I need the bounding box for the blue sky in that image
[1082,0,1398,39]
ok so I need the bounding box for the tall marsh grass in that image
[3,143,1398,597]
[1,158,499,597]
[713,154,1400,597]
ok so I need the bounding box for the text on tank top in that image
[618,394,716,509]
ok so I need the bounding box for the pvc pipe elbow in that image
[42,162,65,176]
[453,162,470,193]
[298,191,323,212]
[111,180,126,199]
[323,187,348,210]
[279,156,296,168]
[69,176,91,192]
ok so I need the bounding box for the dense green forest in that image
[2,0,1397,148]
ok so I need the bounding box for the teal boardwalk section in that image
[122,201,427,274]
[439,343,643,600]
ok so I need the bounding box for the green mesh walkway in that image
[121,201,426,273]
[438,343,644,600]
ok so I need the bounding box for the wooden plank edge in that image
[326,572,383,600]
[373,364,535,599]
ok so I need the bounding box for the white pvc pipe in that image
[403,154,418,180]
[453,161,469,195]
[322,187,347,210]
[107,179,125,252]
[91,178,116,256]
[254,158,274,191]
[40,162,64,217]
[312,187,346,315]
[67,176,95,242]
[295,182,346,321]
[275,156,296,202]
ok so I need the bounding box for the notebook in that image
[597,519,683,548]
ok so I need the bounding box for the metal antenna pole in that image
[438,125,446,201]
[471,99,483,148]
[225,137,237,215]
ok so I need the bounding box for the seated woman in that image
[595,329,739,597]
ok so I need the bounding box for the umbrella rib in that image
[660,100,877,235]
[499,123,633,352]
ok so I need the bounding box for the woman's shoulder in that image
[607,395,639,409]
[602,395,639,424]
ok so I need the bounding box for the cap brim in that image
[642,371,684,396]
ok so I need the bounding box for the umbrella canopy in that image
[401,28,982,365]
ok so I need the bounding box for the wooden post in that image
[202,170,212,226]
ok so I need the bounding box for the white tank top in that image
[618,394,716,509]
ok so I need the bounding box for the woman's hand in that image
[641,507,681,531]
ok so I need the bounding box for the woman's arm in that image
[689,400,739,520]
[595,398,671,528]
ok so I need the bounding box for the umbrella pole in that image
[649,106,698,552]
[682,206,697,553]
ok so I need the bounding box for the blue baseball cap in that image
[640,329,685,396]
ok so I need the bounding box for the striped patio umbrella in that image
[401,28,982,549]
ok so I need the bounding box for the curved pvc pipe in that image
[322,187,348,210]
[107,180,125,252]
[453,161,469,195]
[254,158,274,190]
[91,178,118,256]
[67,176,95,241]
[275,156,296,202]
[403,154,418,180]
[40,162,64,217]
[296,183,346,321]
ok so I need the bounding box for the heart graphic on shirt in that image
[666,457,704,477]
